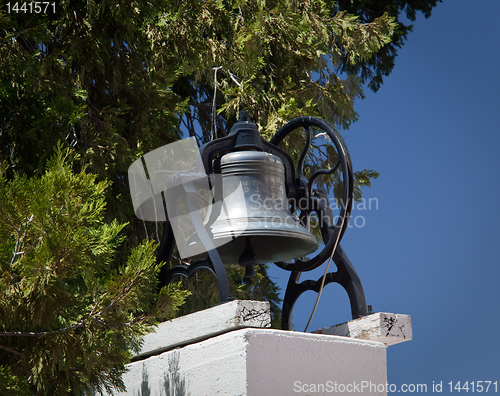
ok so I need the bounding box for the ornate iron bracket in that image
[281,244,368,330]
[156,113,368,329]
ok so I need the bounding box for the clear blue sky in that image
[268,0,500,391]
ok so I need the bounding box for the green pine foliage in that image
[0,148,189,395]
[154,0,397,136]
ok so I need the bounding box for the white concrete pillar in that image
[107,301,411,396]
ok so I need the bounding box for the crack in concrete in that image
[238,305,271,328]
[383,316,406,338]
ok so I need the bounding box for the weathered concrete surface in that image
[135,300,271,359]
[102,304,413,395]
[315,312,412,347]
[114,328,388,396]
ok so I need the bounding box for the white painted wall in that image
[103,302,412,396]
[111,328,387,396]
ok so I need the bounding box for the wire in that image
[210,66,222,141]
[303,214,346,333]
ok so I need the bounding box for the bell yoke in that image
[154,111,369,330]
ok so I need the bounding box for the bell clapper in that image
[238,236,260,279]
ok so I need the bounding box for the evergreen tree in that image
[0,148,189,394]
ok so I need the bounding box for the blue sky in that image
[268,0,500,391]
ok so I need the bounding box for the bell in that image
[184,150,319,266]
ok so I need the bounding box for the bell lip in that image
[182,231,320,265]
[181,215,320,264]
[213,228,319,242]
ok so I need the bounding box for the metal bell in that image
[207,150,319,265]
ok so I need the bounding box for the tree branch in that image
[0,311,149,339]
[0,322,86,338]
[6,214,33,266]
[0,344,23,356]
[91,315,147,329]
